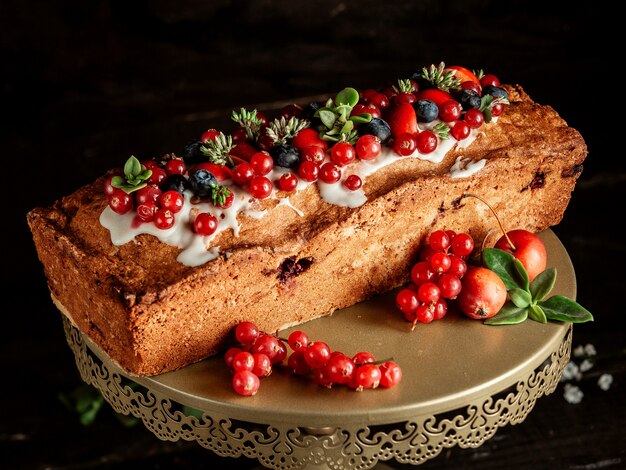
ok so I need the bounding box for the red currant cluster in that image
[225,321,402,396]
[104,157,189,229]
[396,230,475,329]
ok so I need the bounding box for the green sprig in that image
[231,107,264,141]
[200,132,234,167]
[110,155,152,194]
[479,95,510,123]
[419,62,461,92]
[265,116,310,145]
[432,122,450,140]
[482,248,593,326]
[315,87,372,144]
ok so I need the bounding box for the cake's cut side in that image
[28,81,587,376]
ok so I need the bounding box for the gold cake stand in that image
[62,230,574,469]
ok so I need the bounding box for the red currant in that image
[251,334,282,360]
[159,190,184,213]
[451,233,474,257]
[392,133,417,156]
[379,361,402,388]
[343,174,362,191]
[461,80,482,95]
[304,341,331,369]
[232,370,260,396]
[231,126,248,143]
[248,176,273,199]
[351,103,381,119]
[142,160,160,171]
[165,159,186,176]
[232,351,255,372]
[417,282,440,303]
[194,212,218,236]
[450,121,471,141]
[280,103,303,118]
[326,353,356,385]
[200,129,220,144]
[410,261,437,286]
[287,350,311,375]
[415,304,434,323]
[331,142,356,166]
[415,131,438,154]
[319,162,342,184]
[250,151,274,176]
[136,201,158,222]
[480,74,500,88]
[430,252,451,273]
[438,99,462,122]
[251,353,272,377]
[135,184,162,205]
[288,330,309,352]
[355,134,382,160]
[104,176,117,197]
[429,230,450,251]
[433,298,448,320]
[224,346,243,369]
[147,167,167,186]
[491,103,504,117]
[298,160,320,182]
[272,340,288,364]
[232,162,255,186]
[352,351,376,365]
[438,273,462,299]
[394,91,416,104]
[448,255,468,278]
[464,109,485,129]
[153,209,175,229]
[353,364,381,390]
[302,145,326,164]
[396,288,419,318]
[235,321,259,345]
[277,172,298,191]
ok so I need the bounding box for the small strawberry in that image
[415,89,453,107]
[230,142,258,161]
[386,102,418,139]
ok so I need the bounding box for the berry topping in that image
[193,212,218,236]
[182,141,206,164]
[136,201,158,222]
[480,74,501,88]
[482,85,508,100]
[161,174,189,194]
[277,172,298,191]
[135,184,162,205]
[153,209,175,230]
[355,134,382,160]
[392,133,417,156]
[330,142,356,166]
[464,109,485,129]
[249,151,274,176]
[232,162,255,186]
[159,190,184,213]
[343,174,362,191]
[302,145,326,164]
[165,158,186,176]
[438,99,462,122]
[270,144,301,169]
[415,131,438,154]
[450,121,471,141]
[298,160,320,182]
[456,89,481,110]
[200,129,221,144]
[108,188,133,214]
[360,118,392,144]
[387,101,418,139]
[413,99,439,123]
[248,176,273,199]
[189,169,218,197]
[319,162,342,184]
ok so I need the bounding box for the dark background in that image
[2,1,625,468]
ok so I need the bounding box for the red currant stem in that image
[410,319,419,332]
[461,193,516,250]
[372,357,395,365]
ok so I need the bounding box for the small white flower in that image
[584,344,597,357]
[561,361,579,381]
[563,383,584,404]
[598,374,613,391]
[579,359,594,372]
[573,345,585,358]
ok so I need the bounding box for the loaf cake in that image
[28,64,587,376]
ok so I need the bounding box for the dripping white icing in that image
[449,156,487,178]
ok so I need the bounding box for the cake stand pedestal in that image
[61,230,574,469]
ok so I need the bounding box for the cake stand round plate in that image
[62,229,574,469]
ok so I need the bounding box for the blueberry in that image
[301,102,321,120]
[270,144,301,168]
[189,169,217,197]
[162,174,189,195]
[456,89,481,110]
[482,85,508,100]
[414,100,439,122]
[183,141,205,165]
[360,118,392,143]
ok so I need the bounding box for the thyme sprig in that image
[200,132,234,167]
[231,107,264,141]
[432,122,450,140]
[265,116,310,145]
[419,62,461,92]
[392,78,417,94]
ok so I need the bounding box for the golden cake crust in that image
[28,85,587,376]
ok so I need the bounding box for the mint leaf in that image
[335,87,359,107]
[318,109,336,129]
[483,248,525,291]
[530,268,557,302]
[510,287,532,308]
[124,155,142,179]
[485,302,528,325]
[529,304,547,323]
[350,113,372,124]
[513,258,530,291]
[538,295,594,323]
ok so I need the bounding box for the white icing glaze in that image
[100,118,489,266]
[449,156,487,178]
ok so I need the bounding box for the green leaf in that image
[530,268,557,302]
[340,120,354,134]
[482,248,524,291]
[350,113,372,124]
[513,258,530,291]
[538,295,594,323]
[529,304,547,323]
[124,155,142,178]
[510,287,532,308]
[335,87,359,107]
[483,107,493,124]
[484,302,528,325]
[110,175,126,189]
[319,109,336,129]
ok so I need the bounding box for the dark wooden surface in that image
[2,1,625,468]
